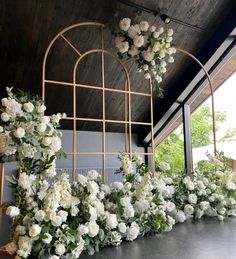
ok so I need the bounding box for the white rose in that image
[37,105,46,113]
[120,196,131,207]
[23,102,34,112]
[35,210,46,222]
[41,116,50,124]
[165,201,176,212]
[128,24,141,39]
[188,193,198,204]
[118,41,129,54]
[133,35,144,48]
[144,73,151,79]
[87,170,99,180]
[77,225,89,235]
[167,28,173,36]
[89,205,98,221]
[139,21,149,31]
[55,243,66,256]
[29,224,41,237]
[14,128,25,139]
[200,201,210,211]
[128,46,139,57]
[88,221,99,237]
[58,210,68,222]
[153,42,161,52]
[1,112,10,122]
[119,17,131,31]
[5,242,17,255]
[51,215,62,227]
[118,222,127,233]
[42,233,52,244]
[175,210,186,223]
[150,25,156,32]
[106,214,118,229]
[71,206,79,216]
[38,123,47,133]
[126,222,140,241]
[77,174,87,186]
[15,225,26,236]
[6,206,20,218]
[168,56,174,63]
[87,181,99,195]
[42,137,52,146]
[184,204,194,215]
[142,50,155,62]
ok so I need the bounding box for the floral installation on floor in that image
[1,90,236,258]
[115,17,176,97]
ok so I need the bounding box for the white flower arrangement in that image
[115,18,176,97]
[0,87,65,175]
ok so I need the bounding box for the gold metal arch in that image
[42,22,156,181]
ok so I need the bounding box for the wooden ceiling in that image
[0,0,235,135]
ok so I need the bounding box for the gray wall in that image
[0,130,144,246]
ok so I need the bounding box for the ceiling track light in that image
[116,0,204,33]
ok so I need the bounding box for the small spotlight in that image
[160,14,171,24]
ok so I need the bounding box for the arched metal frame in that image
[42,22,156,181]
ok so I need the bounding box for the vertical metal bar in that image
[0,164,4,225]
[182,104,193,174]
[124,80,128,152]
[149,80,155,175]
[128,77,132,157]
[101,29,106,181]
[73,69,77,181]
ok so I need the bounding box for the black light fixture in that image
[160,14,171,24]
[115,0,204,32]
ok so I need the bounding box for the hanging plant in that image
[115,18,176,97]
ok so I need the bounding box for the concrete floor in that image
[80,217,236,259]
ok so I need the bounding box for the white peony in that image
[165,201,176,212]
[35,210,46,222]
[5,242,17,255]
[118,222,127,233]
[119,18,131,31]
[1,112,10,122]
[188,193,198,204]
[133,35,144,48]
[120,196,131,207]
[139,21,149,31]
[106,213,118,229]
[29,224,41,237]
[19,143,35,158]
[6,206,20,218]
[14,127,25,138]
[126,222,140,241]
[124,204,135,218]
[23,102,34,112]
[135,199,149,213]
[88,221,99,237]
[200,201,210,211]
[142,50,155,62]
[42,233,52,244]
[184,204,194,215]
[55,243,66,256]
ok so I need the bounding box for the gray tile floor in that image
[80,217,236,259]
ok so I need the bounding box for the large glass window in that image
[155,120,185,174]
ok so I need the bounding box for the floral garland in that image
[1,90,236,258]
[115,18,176,97]
[0,87,65,177]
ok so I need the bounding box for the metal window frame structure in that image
[42,22,155,181]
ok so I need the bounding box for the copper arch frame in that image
[42,22,156,181]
